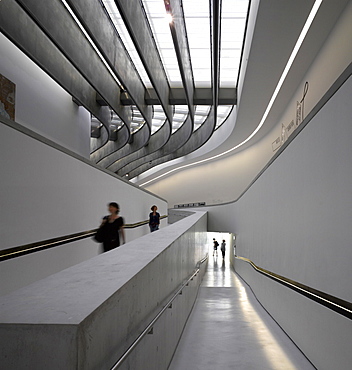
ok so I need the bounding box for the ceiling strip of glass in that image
[102,0,152,88]
[182,0,212,88]
[142,0,183,87]
[220,0,249,87]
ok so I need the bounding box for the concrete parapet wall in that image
[0,211,208,370]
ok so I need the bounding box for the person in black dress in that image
[100,202,125,252]
[149,205,160,232]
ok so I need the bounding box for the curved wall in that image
[0,117,167,295]
[143,1,352,207]
[188,66,352,370]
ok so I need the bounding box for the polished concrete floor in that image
[168,254,315,370]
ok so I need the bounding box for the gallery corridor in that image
[169,254,315,370]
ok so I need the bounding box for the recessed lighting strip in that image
[140,0,322,187]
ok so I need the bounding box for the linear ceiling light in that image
[140,0,322,187]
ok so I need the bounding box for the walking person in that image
[95,202,125,252]
[213,238,219,256]
[149,205,160,232]
[221,240,226,259]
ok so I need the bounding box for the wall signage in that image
[174,202,206,208]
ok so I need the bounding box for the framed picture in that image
[0,74,16,120]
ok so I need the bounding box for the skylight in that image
[96,0,248,143]
[142,0,183,87]
[182,0,211,88]
[220,0,249,87]
[102,0,152,88]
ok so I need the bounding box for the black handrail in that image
[236,256,352,320]
[111,253,208,369]
[0,215,168,262]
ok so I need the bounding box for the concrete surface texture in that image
[0,211,208,369]
[169,255,314,370]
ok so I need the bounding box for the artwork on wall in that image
[0,73,16,120]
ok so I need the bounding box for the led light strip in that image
[140,0,323,187]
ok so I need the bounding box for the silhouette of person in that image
[149,205,160,232]
[221,240,226,259]
[213,238,219,256]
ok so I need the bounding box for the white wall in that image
[0,32,91,157]
[0,118,167,295]
[189,72,352,370]
[144,1,352,207]
[201,73,352,303]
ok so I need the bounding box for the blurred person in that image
[95,202,125,252]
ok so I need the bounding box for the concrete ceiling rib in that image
[0,0,115,148]
[115,0,173,126]
[117,115,194,177]
[109,0,196,175]
[168,0,195,123]
[60,0,154,163]
[96,0,177,170]
[14,0,132,153]
[125,0,222,178]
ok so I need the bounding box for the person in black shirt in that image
[99,202,125,252]
[149,205,160,232]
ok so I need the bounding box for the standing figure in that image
[149,205,160,232]
[213,238,219,256]
[221,240,226,259]
[97,202,125,252]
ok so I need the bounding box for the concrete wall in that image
[143,1,352,206]
[0,211,208,370]
[193,72,352,369]
[235,259,352,370]
[0,32,91,157]
[0,117,167,296]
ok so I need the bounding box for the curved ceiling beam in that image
[126,0,222,178]
[115,0,173,126]
[16,0,131,145]
[128,107,216,178]
[211,0,221,119]
[64,0,156,162]
[107,116,170,173]
[168,0,195,121]
[107,0,196,174]
[117,114,193,176]
[94,0,176,169]
[90,124,110,155]
[0,0,113,145]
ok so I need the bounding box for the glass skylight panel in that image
[101,0,152,88]
[220,0,249,87]
[142,0,183,87]
[182,0,211,87]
